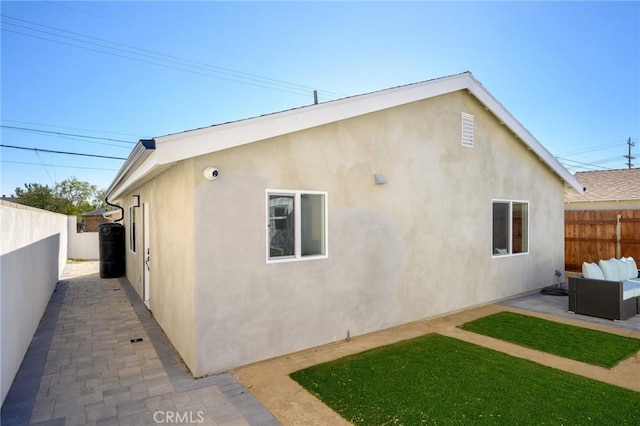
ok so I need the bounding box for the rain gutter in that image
[104,139,155,221]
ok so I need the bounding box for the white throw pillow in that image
[615,258,631,280]
[599,259,621,281]
[619,258,632,280]
[582,262,604,280]
[623,257,639,279]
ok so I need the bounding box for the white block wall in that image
[0,201,68,405]
[67,216,99,260]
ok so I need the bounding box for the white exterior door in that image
[143,202,151,309]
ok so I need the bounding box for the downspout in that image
[105,196,124,223]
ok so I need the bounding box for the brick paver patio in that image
[1,261,279,426]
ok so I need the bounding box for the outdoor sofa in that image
[568,257,640,321]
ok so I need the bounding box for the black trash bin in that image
[99,223,125,278]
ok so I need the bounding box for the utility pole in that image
[624,137,635,169]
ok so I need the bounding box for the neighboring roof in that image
[565,168,640,203]
[83,207,121,217]
[105,72,584,199]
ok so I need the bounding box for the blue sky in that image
[1,1,639,197]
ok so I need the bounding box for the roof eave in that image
[152,72,474,163]
[464,75,584,194]
[104,72,584,197]
[566,198,640,204]
[105,139,155,201]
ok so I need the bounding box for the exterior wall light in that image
[132,195,140,207]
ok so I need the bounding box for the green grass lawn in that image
[291,334,640,425]
[460,311,640,368]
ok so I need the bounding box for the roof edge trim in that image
[464,75,583,194]
[105,139,155,200]
[105,72,584,196]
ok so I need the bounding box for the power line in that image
[558,155,624,167]
[556,157,612,171]
[585,155,629,166]
[1,125,136,144]
[2,118,146,138]
[1,15,346,100]
[556,138,639,157]
[3,26,316,98]
[2,160,119,171]
[47,0,328,86]
[556,142,626,157]
[4,132,134,150]
[0,144,127,160]
[34,150,55,185]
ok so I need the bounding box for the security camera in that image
[203,167,219,181]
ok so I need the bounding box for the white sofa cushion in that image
[582,262,605,280]
[615,258,631,280]
[622,281,640,300]
[622,257,639,279]
[619,258,631,280]
[599,259,621,281]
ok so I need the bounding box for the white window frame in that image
[266,189,328,263]
[491,199,529,257]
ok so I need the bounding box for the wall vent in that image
[461,112,475,148]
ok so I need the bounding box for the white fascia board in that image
[107,72,583,197]
[107,153,176,200]
[107,154,156,200]
[105,139,156,200]
[566,198,640,204]
[153,73,472,164]
[465,75,584,194]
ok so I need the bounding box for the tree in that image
[14,183,63,211]
[14,177,105,219]
[55,177,102,212]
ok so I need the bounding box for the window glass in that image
[129,206,137,253]
[268,195,294,258]
[492,201,528,256]
[492,202,509,255]
[301,193,326,256]
[512,202,528,254]
[267,190,327,262]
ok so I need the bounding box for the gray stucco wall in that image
[187,90,566,376]
[121,159,197,372]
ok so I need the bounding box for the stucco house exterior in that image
[105,72,583,377]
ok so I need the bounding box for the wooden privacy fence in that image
[565,209,640,271]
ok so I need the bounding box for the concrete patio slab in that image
[500,289,640,332]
